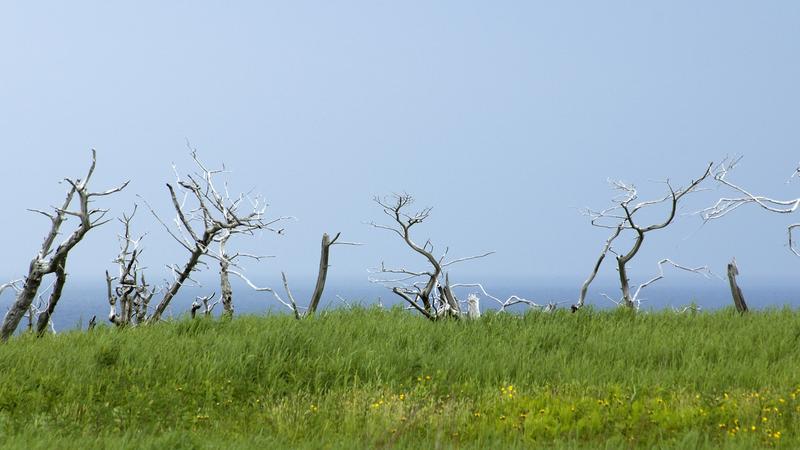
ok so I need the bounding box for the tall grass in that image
[0,307,798,448]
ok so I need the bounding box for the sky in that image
[1,1,800,303]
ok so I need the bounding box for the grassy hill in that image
[0,307,798,449]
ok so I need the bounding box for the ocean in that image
[1,279,797,333]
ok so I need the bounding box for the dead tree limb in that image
[234,232,360,319]
[574,163,714,311]
[190,293,219,318]
[218,230,234,317]
[229,269,302,319]
[727,258,748,313]
[1,150,128,341]
[699,158,800,258]
[145,149,290,322]
[306,232,361,317]
[307,233,336,316]
[448,282,565,313]
[368,193,494,319]
[106,206,157,327]
[34,258,67,336]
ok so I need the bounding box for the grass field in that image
[0,306,798,449]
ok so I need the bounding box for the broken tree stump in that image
[727,258,748,313]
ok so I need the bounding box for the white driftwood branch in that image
[229,269,301,319]
[441,251,495,268]
[449,283,549,311]
[369,193,493,319]
[699,158,800,260]
[145,150,286,322]
[630,258,713,307]
[2,150,127,341]
[699,157,800,220]
[0,280,23,298]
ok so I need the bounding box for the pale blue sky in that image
[1,1,799,296]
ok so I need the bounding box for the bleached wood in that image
[1,150,127,341]
[369,193,493,319]
[699,158,800,260]
[146,150,288,322]
[727,258,748,313]
[575,163,713,310]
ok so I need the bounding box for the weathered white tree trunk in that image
[439,273,461,318]
[2,268,47,340]
[150,228,215,322]
[1,150,127,341]
[219,231,234,317]
[35,258,67,336]
[145,150,287,323]
[466,293,480,319]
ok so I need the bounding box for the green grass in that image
[0,306,799,448]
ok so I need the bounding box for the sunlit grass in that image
[0,306,798,448]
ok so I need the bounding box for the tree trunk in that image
[36,257,68,336]
[218,231,233,317]
[442,273,460,317]
[220,258,233,317]
[306,233,332,317]
[617,256,634,308]
[151,230,214,322]
[466,294,480,319]
[727,259,748,313]
[1,260,45,341]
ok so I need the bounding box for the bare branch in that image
[281,272,301,320]
[576,162,714,310]
[630,258,713,307]
[2,150,126,341]
[147,149,285,322]
[441,251,495,268]
[450,283,549,311]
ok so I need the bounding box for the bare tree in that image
[574,163,714,310]
[0,150,128,341]
[106,206,157,327]
[368,193,493,320]
[699,158,800,255]
[144,150,289,322]
[696,158,800,310]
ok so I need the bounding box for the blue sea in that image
[1,279,797,332]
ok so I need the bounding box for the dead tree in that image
[106,206,157,327]
[699,158,800,256]
[368,193,493,320]
[231,232,360,319]
[574,163,714,310]
[144,150,289,322]
[697,159,800,310]
[0,150,128,341]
